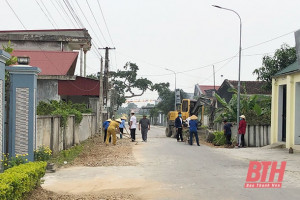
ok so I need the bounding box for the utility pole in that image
[213,65,215,90]
[99,57,104,134]
[98,47,115,119]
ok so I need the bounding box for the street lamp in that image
[212,5,242,128]
[165,68,177,111]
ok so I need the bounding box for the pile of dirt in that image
[26,187,139,200]
[26,134,138,200]
[71,134,137,167]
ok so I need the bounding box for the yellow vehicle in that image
[165,98,211,137]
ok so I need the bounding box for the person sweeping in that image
[106,118,122,146]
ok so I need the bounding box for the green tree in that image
[215,92,271,125]
[253,44,296,90]
[155,88,189,115]
[111,62,169,107]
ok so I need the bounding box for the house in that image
[217,79,271,103]
[271,62,300,148]
[194,85,220,97]
[0,29,91,77]
[271,29,300,149]
[11,50,100,107]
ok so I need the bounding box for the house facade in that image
[271,29,300,149]
[271,62,300,148]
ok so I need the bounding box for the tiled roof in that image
[227,80,271,95]
[198,85,220,95]
[12,50,78,76]
[274,62,300,76]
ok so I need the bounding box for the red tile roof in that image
[198,85,220,94]
[12,50,78,76]
[227,80,271,94]
[58,76,99,96]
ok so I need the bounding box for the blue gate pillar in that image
[0,50,10,170]
[6,65,41,162]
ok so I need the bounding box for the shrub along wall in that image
[0,161,47,200]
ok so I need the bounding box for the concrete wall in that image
[214,122,271,147]
[37,79,60,103]
[36,113,96,155]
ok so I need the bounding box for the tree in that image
[215,92,271,125]
[111,62,169,107]
[253,44,296,90]
[155,88,189,115]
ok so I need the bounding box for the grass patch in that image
[49,144,84,167]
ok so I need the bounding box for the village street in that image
[42,126,300,200]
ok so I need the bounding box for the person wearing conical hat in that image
[238,115,247,148]
[103,119,112,143]
[189,115,200,146]
[106,118,122,145]
[119,116,127,139]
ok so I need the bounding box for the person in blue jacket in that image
[119,116,127,139]
[103,119,111,142]
[175,112,183,142]
[189,115,200,146]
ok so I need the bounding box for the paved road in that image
[43,126,300,200]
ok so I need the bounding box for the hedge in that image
[0,161,47,200]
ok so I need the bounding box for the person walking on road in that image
[129,111,137,142]
[189,115,200,146]
[119,116,127,139]
[139,114,150,142]
[106,118,122,145]
[175,112,184,142]
[238,115,247,148]
[103,119,111,143]
[223,119,233,147]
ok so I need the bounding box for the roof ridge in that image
[13,50,79,54]
[0,29,86,33]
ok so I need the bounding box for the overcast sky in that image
[1,0,299,103]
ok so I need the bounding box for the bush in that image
[212,131,226,146]
[1,153,28,170]
[34,146,52,161]
[0,161,47,200]
[37,100,92,127]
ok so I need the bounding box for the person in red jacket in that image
[238,115,247,148]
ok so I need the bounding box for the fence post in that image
[0,50,10,171]
[6,65,41,162]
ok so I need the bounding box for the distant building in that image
[217,79,271,103]
[194,84,220,97]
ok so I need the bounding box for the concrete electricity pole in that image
[98,47,115,119]
[99,57,104,134]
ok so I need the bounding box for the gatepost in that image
[6,63,41,162]
[0,50,10,171]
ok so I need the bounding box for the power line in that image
[39,0,59,29]
[5,2,100,92]
[35,0,58,29]
[85,0,109,46]
[243,30,295,50]
[5,0,26,29]
[49,0,69,27]
[96,0,115,47]
[74,0,104,47]
[55,0,78,28]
